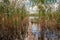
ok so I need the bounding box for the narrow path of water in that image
[25,19,59,40]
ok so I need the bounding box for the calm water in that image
[31,23,59,40]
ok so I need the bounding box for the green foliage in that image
[48,13,52,20]
[20,6,27,20]
[0,3,4,13]
[30,0,44,4]
[3,0,10,5]
[57,13,60,23]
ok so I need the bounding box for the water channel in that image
[31,23,59,40]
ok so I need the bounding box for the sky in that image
[24,0,59,14]
[24,0,39,14]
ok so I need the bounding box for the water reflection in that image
[44,28,59,40]
[32,23,40,40]
[32,23,59,40]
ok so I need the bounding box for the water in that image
[31,24,59,40]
